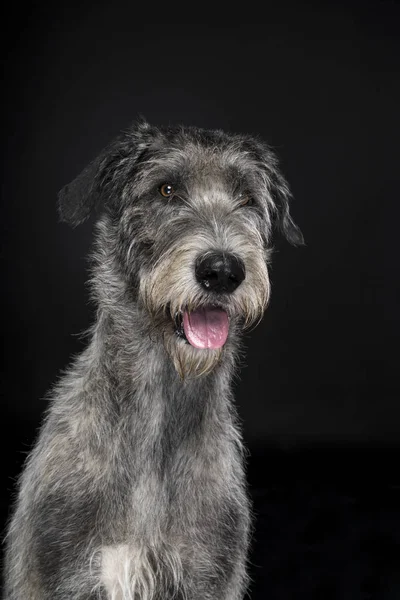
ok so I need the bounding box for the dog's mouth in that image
[174,306,229,349]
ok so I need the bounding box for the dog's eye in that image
[238,193,253,207]
[159,183,175,198]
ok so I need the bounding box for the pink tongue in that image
[183,308,229,349]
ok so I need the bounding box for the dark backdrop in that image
[2,3,399,598]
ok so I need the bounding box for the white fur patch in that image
[100,543,183,600]
[101,545,133,600]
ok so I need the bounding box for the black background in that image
[2,3,400,598]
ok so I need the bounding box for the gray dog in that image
[4,120,303,599]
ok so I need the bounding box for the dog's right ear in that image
[58,119,156,227]
[57,153,107,227]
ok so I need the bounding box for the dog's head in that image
[59,120,303,377]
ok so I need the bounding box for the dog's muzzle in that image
[172,252,245,350]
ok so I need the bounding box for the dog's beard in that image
[142,303,231,379]
[164,331,224,380]
[142,296,269,379]
[146,301,262,379]
[169,306,232,378]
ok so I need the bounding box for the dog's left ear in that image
[269,169,305,246]
[251,139,304,246]
[245,136,304,246]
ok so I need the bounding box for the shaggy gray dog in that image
[4,121,303,599]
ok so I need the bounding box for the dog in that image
[3,120,303,599]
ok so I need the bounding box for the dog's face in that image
[59,121,303,377]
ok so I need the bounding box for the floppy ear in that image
[57,152,107,227]
[269,169,305,246]
[58,119,155,227]
[243,136,304,246]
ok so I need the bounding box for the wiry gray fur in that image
[3,120,303,599]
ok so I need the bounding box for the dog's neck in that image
[83,302,239,456]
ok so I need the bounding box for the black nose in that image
[195,252,246,294]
